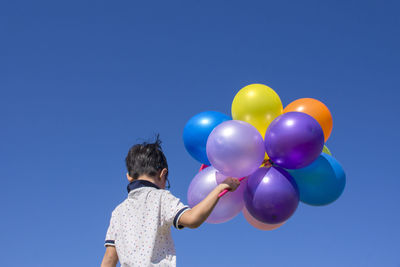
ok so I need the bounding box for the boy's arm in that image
[178,177,240,229]
[101,246,119,267]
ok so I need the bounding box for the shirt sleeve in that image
[104,212,117,247]
[161,191,190,230]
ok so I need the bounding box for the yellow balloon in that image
[231,84,283,137]
[322,145,332,155]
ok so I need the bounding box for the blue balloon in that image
[286,154,346,206]
[183,111,230,165]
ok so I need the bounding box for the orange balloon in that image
[283,98,333,142]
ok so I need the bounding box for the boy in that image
[101,137,240,267]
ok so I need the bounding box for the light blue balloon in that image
[286,154,346,206]
[183,111,231,165]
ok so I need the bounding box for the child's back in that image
[105,180,188,266]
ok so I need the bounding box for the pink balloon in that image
[243,207,285,231]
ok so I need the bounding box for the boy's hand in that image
[179,177,241,229]
[220,177,240,192]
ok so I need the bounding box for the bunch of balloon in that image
[182,84,346,229]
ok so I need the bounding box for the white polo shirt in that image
[104,180,190,267]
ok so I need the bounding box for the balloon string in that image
[218,160,274,198]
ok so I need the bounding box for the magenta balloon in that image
[206,120,265,177]
[265,112,324,169]
[242,206,285,231]
[187,166,247,224]
[244,167,299,224]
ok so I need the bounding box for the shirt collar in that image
[127,180,160,193]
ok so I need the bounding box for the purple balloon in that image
[265,112,324,169]
[187,166,247,224]
[244,167,299,224]
[206,120,265,178]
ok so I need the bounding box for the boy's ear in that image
[126,172,134,182]
[160,168,168,179]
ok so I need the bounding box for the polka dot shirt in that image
[104,180,190,267]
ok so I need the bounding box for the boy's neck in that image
[134,174,164,189]
[127,179,160,193]
[136,176,157,184]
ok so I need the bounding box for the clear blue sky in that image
[1,1,399,266]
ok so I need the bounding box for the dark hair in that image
[125,135,168,180]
